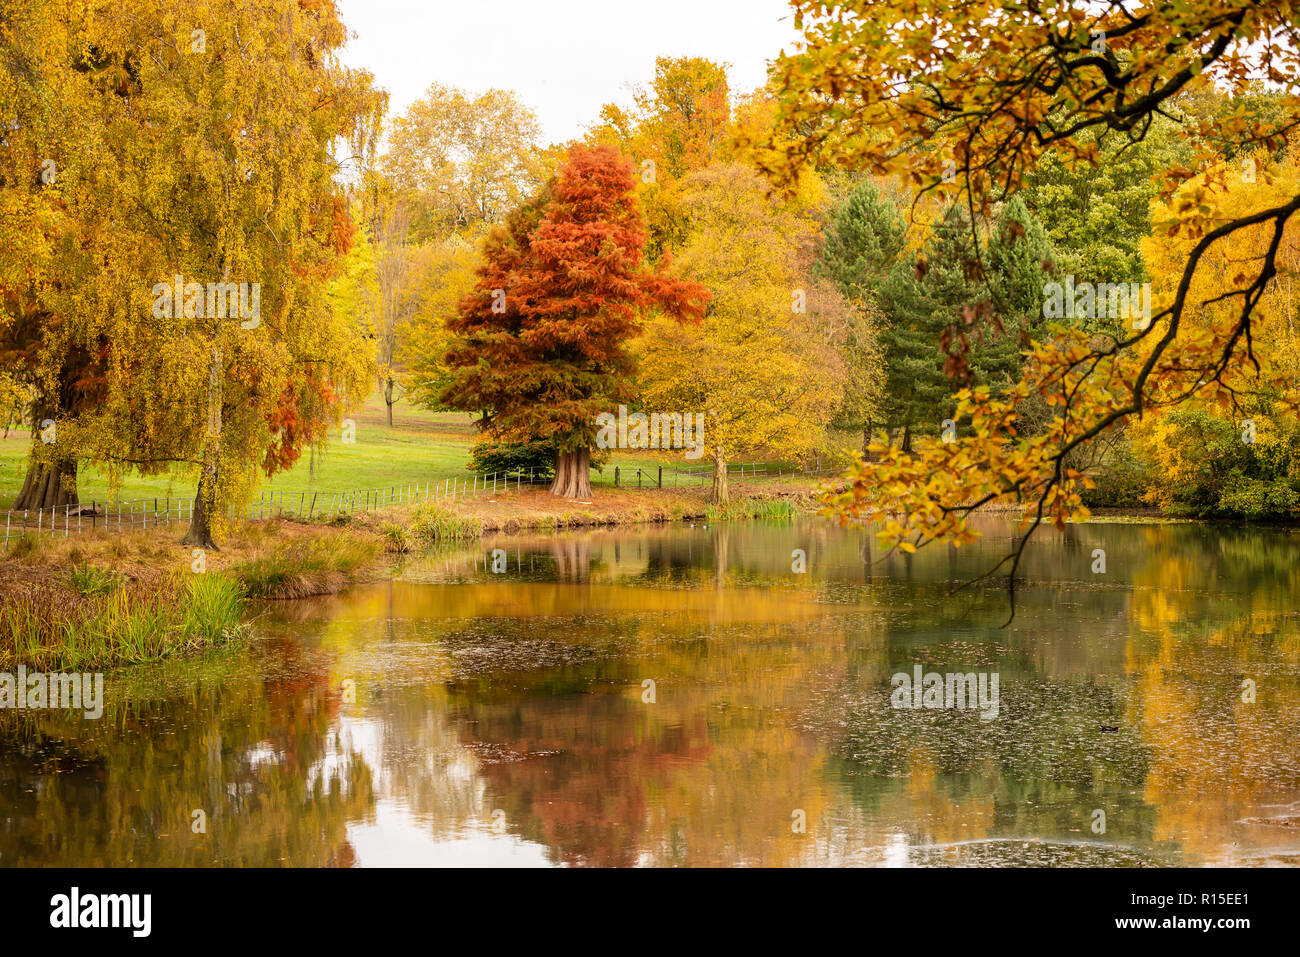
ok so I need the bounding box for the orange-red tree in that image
[440,146,708,498]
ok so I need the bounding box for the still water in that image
[3,516,1299,866]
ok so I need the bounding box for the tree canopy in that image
[760,0,1300,604]
[439,145,709,498]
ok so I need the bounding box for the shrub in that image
[1133,407,1300,519]
[1079,439,1153,509]
[467,439,557,479]
[381,522,413,554]
[7,532,39,558]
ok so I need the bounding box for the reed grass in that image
[228,531,379,599]
[0,572,245,670]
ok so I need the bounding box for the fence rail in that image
[2,460,841,547]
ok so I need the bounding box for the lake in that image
[3,516,1299,866]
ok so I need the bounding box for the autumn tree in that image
[762,0,1300,604]
[1,1,384,546]
[1131,147,1300,518]
[0,0,126,510]
[439,145,708,498]
[588,56,733,258]
[369,195,415,427]
[638,163,857,503]
[381,83,543,243]
[402,234,479,412]
[815,181,908,450]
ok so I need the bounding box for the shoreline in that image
[3,483,1296,671]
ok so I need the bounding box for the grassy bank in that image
[0,521,384,668]
[354,481,817,546]
[0,481,814,668]
[0,569,244,670]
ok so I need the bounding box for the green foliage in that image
[1017,123,1184,307]
[875,202,1054,438]
[1136,409,1300,519]
[66,564,123,597]
[816,179,907,301]
[466,439,557,478]
[985,195,1055,328]
[703,497,798,522]
[818,184,1054,443]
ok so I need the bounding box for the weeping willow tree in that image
[1,0,386,547]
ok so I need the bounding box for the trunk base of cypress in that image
[550,447,592,499]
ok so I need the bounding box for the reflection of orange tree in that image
[1127,526,1300,862]
[0,643,374,866]
[319,579,857,865]
[451,616,847,866]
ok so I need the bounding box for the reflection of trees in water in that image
[825,672,1161,860]
[1127,540,1300,863]
[823,518,1300,865]
[7,517,1297,866]
[430,610,857,866]
[364,681,491,836]
[317,584,862,865]
[548,536,592,582]
[0,642,374,866]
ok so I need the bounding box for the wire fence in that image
[2,460,842,547]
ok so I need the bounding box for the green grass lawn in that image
[0,391,778,508]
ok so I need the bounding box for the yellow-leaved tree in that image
[2,0,386,548]
[759,0,1300,606]
[401,234,481,412]
[637,163,860,503]
[1131,147,1300,517]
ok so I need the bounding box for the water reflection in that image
[2,517,1299,866]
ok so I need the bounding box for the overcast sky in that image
[336,0,802,145]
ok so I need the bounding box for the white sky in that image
[336,0,802,146]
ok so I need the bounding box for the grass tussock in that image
[409,503,482,543]
[704,497,799,522]
[0,571,245,670]
[381,522,413,554]
[66,563,123,597]
[7,532,40,559]
[228,530,380,599]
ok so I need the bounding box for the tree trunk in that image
[549,447,591,498]
[13,455,78,510]
[384,377,395,428]
[182,459,220,550]
[901,422,912,453]
[711,447,729,505]
[183,345,223,550]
